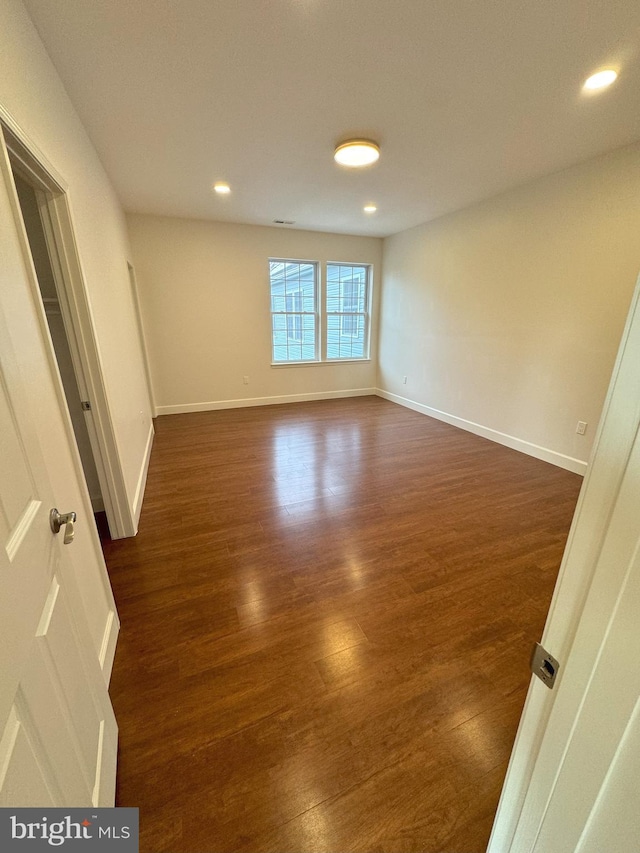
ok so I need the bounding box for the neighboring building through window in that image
[269,259,371,364]
[326,263,370,360]
[270,260,318,363]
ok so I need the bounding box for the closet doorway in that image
[14,172,105,515]
[4,122,133,540]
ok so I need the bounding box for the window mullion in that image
[319,262,324,361]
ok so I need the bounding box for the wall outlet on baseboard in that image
[576,421,587,435]
[402,375,408,385]
[243,375,249,385]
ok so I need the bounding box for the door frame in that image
[488,272,640,851]
[127,261,156,416]
[0,105,135,540]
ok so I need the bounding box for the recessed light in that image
[583,69,617,91]
[334,139,380,167]
[213,181,231,194]
[363,204,377,213]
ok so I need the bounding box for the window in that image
[285,292,303,342]
[326,264,370,359]
[270,260,318,363]
[269,259,371,363]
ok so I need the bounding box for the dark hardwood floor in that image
[102,396,582,853]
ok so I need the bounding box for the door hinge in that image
[530,642,560,688]
[81,400,91,411]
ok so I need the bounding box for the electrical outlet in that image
[403,376,407,385]
[576,421,587,435]
[243,375,249,385]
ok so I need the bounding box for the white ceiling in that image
[22,0,640,237]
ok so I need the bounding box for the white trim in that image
[376,389,587,475]
[0,104,67,191]
[127,262,156,416]
[156,387,376,416]
[132,422,154,526]
[37,196,125,534]
[43,191,135,538]
[271,358,372,367]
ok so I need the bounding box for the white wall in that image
[379,143,640,472]
[126,214,382,413]
[0,0,153,519]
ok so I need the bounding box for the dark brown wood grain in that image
[102,396,581,853]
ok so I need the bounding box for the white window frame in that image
[269,258,319,364]
[269,259,372,365]
[324,262,372,361]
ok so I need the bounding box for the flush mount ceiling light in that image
[334,139,380,167]
[213,181,231,194]
[583,69,617,91]
[363,204,377,213]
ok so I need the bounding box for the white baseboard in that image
[155,387,377,416]
[376,389,587,475]
[132,422,154,526]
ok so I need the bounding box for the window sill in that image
[271,359,372,368]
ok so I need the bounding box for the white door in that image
[489,274,640,851]
[0,128,118,805]
[528,427,640,851]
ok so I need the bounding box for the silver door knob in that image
[50,508,77,544]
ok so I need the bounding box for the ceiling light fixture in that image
[583,69,617,91]
[334,139,380,167]
[363,204,377,213]
[213,181,231,194]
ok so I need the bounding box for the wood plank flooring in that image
[102,396,582,853]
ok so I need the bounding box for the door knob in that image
[50,508,77,544]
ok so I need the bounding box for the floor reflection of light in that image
[270,419,363,513]
[238,569,265,616]
[297,802,330,850]
[322,620,364,657]
[241,593,265,623]
[346,554,364,585]
[334,643,363,673]
[275,754,331,847]
[448,709,498,776]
